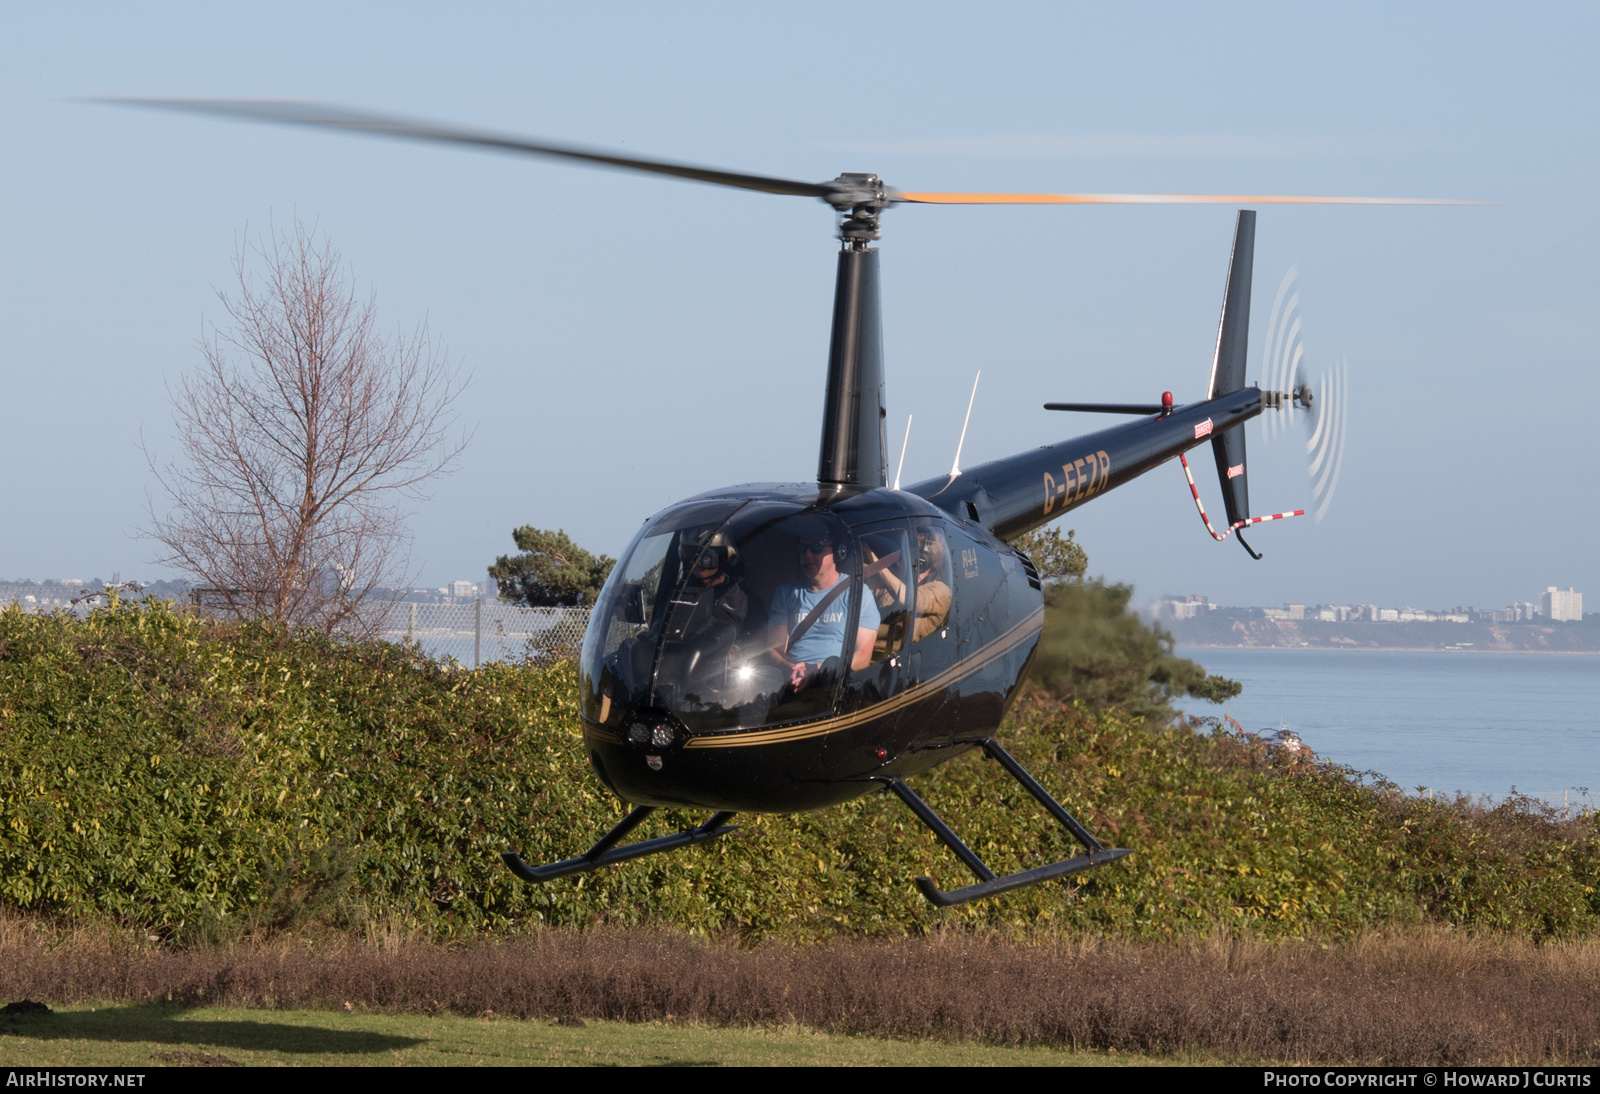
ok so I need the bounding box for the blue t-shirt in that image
[769,579,881,664]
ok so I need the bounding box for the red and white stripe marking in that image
[1177,451,1305,542]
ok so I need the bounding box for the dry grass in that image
[2,918,1597,1065]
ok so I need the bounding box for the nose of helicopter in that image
[589,703,743,810]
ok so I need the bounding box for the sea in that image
[1173,647,1600,807]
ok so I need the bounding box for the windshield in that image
[581,501,870,734]
[582,500,741,724]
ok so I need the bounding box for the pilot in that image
[768,527,880,690]
[670,530,752,661]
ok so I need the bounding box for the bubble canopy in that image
[581,498,877,736]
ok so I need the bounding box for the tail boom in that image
[907,386,1263,540]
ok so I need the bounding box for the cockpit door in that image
[838,521,918,715]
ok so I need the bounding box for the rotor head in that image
[819,173,896,246]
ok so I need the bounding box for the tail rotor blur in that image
[1306,360,1348,523]
[1259,269,1349,524]
[1260,267,1304,446]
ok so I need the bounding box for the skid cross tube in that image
[885,737,1130,908]
[502,807,739,883]
[978,737,1103,852]
[885,780,996,882]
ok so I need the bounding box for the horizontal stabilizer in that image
[1043,402,1166,415]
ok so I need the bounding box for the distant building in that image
[1163,595,1583,629]
[1541,586,1583,622]
[1155,594,1208,621]
[451,580,478,599]
[1494,601,1538,622]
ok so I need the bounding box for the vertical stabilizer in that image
[1208,211,1255,527]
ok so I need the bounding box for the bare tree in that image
[149,221,469,635]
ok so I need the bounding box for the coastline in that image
[1168,641,1600,804]
[1177,644,1600,655]
[1166,615,1600,655]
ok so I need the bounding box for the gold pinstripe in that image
[675,605,1044,750]
[583,722,622,747]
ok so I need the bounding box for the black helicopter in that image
[109,99,1460,906]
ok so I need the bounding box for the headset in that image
[677,529,739,573]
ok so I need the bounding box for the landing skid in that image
[881,737,1131,908]
[500,739,1126,907]
[501,807,738,883]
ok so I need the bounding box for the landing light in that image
[737,664,754,681]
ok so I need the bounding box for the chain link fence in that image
[376,601,593,667]
[0,584,593,668]
[0,584,143,619]
[0,586,86,615]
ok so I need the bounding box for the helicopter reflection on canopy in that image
[582,501,954,737]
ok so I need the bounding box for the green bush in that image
[1024,581,1241,720]
[0,600,1594,941]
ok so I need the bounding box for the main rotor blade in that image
[95,97,832,199]
[896,192,1485,206]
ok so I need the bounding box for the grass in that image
[4,919,1600,1065]
[0,1006,1176,1067]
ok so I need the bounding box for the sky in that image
[1,3,1595,610]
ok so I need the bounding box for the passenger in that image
[768,530,880,689]
[860,538,909,659]
[869,527,952,641]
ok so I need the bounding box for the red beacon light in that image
[1161,391,1174,414]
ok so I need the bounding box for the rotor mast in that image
[816,174,892,492]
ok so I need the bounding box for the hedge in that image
[1,599,1594,941]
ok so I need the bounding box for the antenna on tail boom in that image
[894,414,913,491]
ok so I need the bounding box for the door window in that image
[910,523,954,642]
[859,527,912,663]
